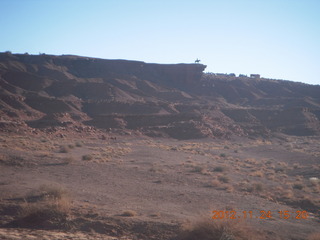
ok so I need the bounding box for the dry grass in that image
[175,217,265,240]
[121,210,137,217]
[236,180,264,194]
[278,161,288,167]
[27,184,70,202]
[249,170,264,178]
[93,146,132,162]
[184,162,210,175]
[245,185,257,193]
[11,184,72,229]
[63,157,75,164]
[204,179,220,188]
[277,188,294,200]
[17,200,71,229]
[266,173,275,180]
[21,195,70,216]
[217,175,230,183]
[244,158,257,165]
[225,185,234,193]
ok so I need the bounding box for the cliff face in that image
[0,52,319,139]
[0,53,206,85]
[197,75,320,136]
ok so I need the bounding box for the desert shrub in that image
[15,206,63,229]
[0,155,25,166]
[263,159,273,165]
[189,164,209,175]
[245,186,254,193]
[293,163,300,169]
[245,158,257,164]
[279,189,294,200]
[63,157,74,165]
[266,173,275,180]
[121,210,137,217]
[32,184,69,201]
[238,182,263,193]
[175,218,265,240]
[213,166,225,172]
[219,153,226,158]
[218,175,229,183]
[250,171,264,177]
[274,167,285,173]
[82,154,93,161]
[75,141,82,147]
[293,183,304,190]
[10,185,71,230]
[204,180,220,188]
[16,198,71,229]
[253,183,263,192]
[59,145,69,153]
[149,165,160,172]
[191,165,203,172]
[191,165,204,173]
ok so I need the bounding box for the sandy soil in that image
[0,132,319,239]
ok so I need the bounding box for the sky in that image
[1,0,320,85]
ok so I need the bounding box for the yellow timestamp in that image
[212,210,309,220]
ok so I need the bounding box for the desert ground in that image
[0,53,320,239]
[0,130,319,240]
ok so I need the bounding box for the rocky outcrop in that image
[0,52,319,138]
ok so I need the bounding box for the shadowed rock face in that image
[0,52,319,138]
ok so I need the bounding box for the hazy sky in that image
[1,0,320,85]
